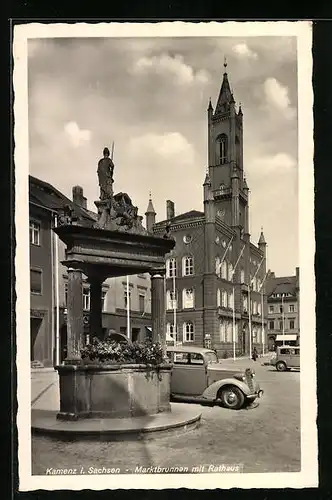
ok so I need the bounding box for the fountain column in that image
[66,266,84,362]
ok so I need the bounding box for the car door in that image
[290,348,300,368]
[188,352,208,395]
[169,352,191,395]
[170,352,207,396]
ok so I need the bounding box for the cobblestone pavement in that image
[31,358,301,475]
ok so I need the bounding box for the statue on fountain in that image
[97,147,114,200]
[94,148,148,235]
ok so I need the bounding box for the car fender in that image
[202,378,251,400]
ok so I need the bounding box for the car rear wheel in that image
[276,361,287,372]
[219,386,245,410]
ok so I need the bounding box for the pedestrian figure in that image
[252,347,258,362]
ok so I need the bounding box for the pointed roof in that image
[243,177,249,190]
[258,228,266,245]
[214,60,235,115]
[207,98,213,111]
[145,192,156,214]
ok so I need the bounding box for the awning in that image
[275,335,298,342]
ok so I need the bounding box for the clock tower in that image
[207,60,249,234]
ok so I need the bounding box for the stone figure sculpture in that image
[97,147,114,200]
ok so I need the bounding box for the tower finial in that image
[149,190,152,200]
[224,56,227,70]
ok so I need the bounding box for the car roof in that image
[166,345,216,354]
[278,345,300,349]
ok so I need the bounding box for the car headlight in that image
[234,374,246,382]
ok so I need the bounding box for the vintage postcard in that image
[14,21,316,490]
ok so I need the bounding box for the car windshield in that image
[205,352,218,364]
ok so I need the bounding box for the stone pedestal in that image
[89,277,103,338]
[150,269,166,347]
[66,267,84,362]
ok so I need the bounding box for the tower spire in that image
[214,57,235,115]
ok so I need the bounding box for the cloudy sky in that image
[28,35,298,276]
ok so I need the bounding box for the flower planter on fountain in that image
[57,339,173,421]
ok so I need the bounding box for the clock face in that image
[217,208,225,219]
[183,234,192,244]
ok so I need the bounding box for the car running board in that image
[171,394,215,406]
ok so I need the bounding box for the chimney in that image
[295,266,300,287]
[166,200,175,220]
[72,185,87,209]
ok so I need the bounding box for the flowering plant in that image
[81,338,166,366]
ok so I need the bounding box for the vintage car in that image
[270,345,300,371]
[166,346,263,410]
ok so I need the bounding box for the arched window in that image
[215,256,221,275]
[167,323,177,342]
[182,256,194,276]
[257,302,262,315]
[216,134,228,164]
[221,260,227,280]
[166,290,177,310]
[240,268,245,284]
[226,321,232,343]
[183,288,194,309]
[219,320,226,342]
[217,289,221,307]
[256,326,261,343]
[228,291,234,309]
[243,294,248,312]
[222,290,228,308]
[166,258,176,278]
[228,263,233,282]
[257,278,261,292]
[183,322,194,342]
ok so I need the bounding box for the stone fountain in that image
[31,147,201,438]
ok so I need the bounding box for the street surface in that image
[31,357,300,474]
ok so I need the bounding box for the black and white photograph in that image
[14,21,316,490]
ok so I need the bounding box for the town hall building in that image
[146,63,268,357]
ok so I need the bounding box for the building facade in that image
[29,176,152,367]
[266,267,300,350]
[148,65,268,358]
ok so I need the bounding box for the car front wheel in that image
[219,386,245,410]
[276,361,287,372]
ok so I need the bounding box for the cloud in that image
[128,131,196,164]
[250,152,296,174]
[132,53,209,86]
[64,121,92,148]
[263,78,296,120]
[232,43,258,60]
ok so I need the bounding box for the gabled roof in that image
[266,275,297,297]
[29,175,97,222]
[154,210,204,226]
